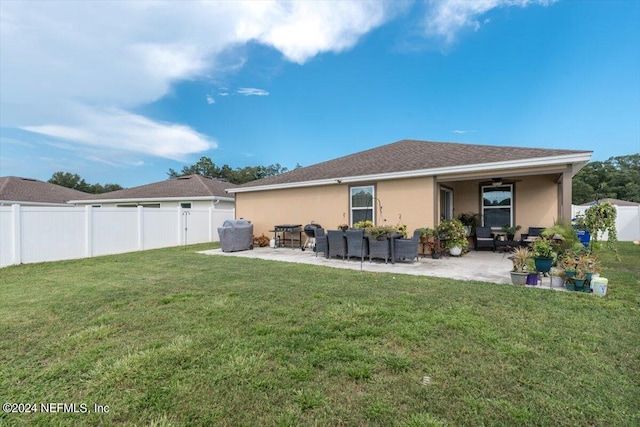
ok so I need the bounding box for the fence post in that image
[138,206,144,250]
[85,205,93,258]
[11,204,21,265]
[209,207,214,242]
[177,206,183,245]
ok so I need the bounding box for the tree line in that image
[166,156,300,184]
[572,154,639,204]
[48,154,639,203]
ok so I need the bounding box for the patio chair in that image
[327,230,347,260]
[392,229,421,263]
[345,229,366,262]
[520,227,545,246]
[313,228,328,258]
[474,227,496,251]
[368,236,390,263]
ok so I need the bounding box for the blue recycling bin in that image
[576,230,591,248]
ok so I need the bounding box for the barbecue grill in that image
[302,223,322,250]
[272,224,303,249]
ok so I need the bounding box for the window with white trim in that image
[481,184,513,228]
[350,185,374,225]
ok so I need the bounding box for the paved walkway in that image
[199,247,559,287]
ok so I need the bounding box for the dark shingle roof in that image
[0,176,92,204]
[238,139,592,188]
[78,174,237,201]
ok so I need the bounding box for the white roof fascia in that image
[228,152,593,193]
[68,195,235,204]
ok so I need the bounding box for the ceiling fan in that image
[482,177,523,187]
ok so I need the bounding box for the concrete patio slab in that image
[199,247,560,288]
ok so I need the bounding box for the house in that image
[70,174,237,209]
[0,176,92,206]
[227,139,592,239]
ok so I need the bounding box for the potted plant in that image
[549,267,565,288]
[418,227,440,258]
[353,220,374,229]
[366,225,397,241]
[437,218,468,256]
[531,237,555,274]
[457,212,480,237]
[582,201,618,252]
[501,224,522,241]
[541,219,580,254]
[581,253,600,282]
[337,223,349,231]
[509,246,531,285]
[525,258,538,286]
[573,262,588,292]
[396,223,408,238]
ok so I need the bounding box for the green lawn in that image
[1,243,639,426]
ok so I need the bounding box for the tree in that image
[167,157,292,184]
[167,156,220,179]
[49,172,90,192]
[48,172,122,194]
[572,154,640,204]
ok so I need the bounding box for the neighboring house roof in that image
[69,174,237,203]
[0,176,92,205]
[579,198,640,207]
[229,139,592,193]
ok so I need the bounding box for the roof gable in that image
[236,139,592,190]
[0,176,92,204]
[74,174,237,202]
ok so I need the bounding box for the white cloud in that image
[423,0,557,44]
[24,107,216,161]
[0,1,400,162]
[452,129,477,134]
[206,95,216,105]
[237,88,270,97]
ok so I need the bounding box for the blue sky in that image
[1,0,639,188]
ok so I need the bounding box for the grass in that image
[1,243,639,426]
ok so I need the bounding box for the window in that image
[440,187,453,220]
[180,202,192,209]
[350,185,374,225]
[482,184,513,228]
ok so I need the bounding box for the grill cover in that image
[218,219,253,252]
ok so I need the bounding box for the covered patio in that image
[199,247,560,288]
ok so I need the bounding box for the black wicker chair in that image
[392,229,421,262]
[327,230,347,260]
[313,228,328,258]
[368,236,390,263]
[475,227,496,251]
[345,229,367,262]
[520,227,545,246]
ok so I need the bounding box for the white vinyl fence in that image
[572,204,640,242]
[0,205,235,268]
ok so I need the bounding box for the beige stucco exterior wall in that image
[235,176,436,237]
[236,170,566,239]
[441,174,561,239]
[235,185,349,238]
[376,177,434,231]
